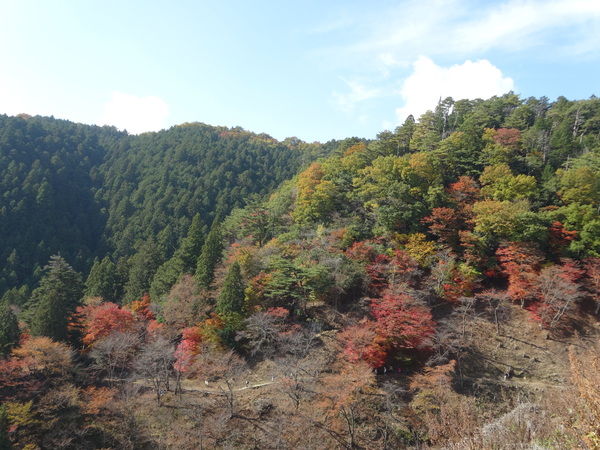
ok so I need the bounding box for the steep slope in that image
[0,114,121,292]
[0,115,332,298]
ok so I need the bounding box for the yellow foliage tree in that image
[12,336,73,376]
[294,163,337,223]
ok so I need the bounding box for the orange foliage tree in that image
[423,176,479,255]
[548,221,578,256]
[338,319,388,368]
[316,359,375,448]
[127,292,155,321]
[408,360,477,445]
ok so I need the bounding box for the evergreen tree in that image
[216,262,246,316]
[0,115,313,300]
[0,303,20,356]
[123,239,162,303]
[85,256,119,302]
[0,285,30,308]
[195,222,223,289]
[395,114,416,155]
[29,255,83,342]
[149,256,185,302]
[156,224,178,263]
[178,213,206,274]
[150,214,206,301]
[0,404,11,450]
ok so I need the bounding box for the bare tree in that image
[194,348,248,418]
[427,302,477,387]
[89,331,139,386]
[280,322,322,359]
[315,359,375,449]
[537,264,581,334]
[235,311,283,358]
[477,290,512,336]
[378,381,407,449]
[276,356,311,411]
[133,335,175,405]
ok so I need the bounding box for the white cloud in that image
[98,92,169,134]
[0,87,25,116]
[396,57,514,122]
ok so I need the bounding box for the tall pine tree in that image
[216,262,246,316]
[195,222,223,290]
[0,303,20,356]
[150,214,206,301]
[85,256,120,302]
[30,255,83,342]
[178,213,206,274]
[123,239,162,303]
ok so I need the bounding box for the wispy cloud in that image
[324,0,600,67]
[98,92,169,134]
[331,77,381,113]
[307,15,356,35]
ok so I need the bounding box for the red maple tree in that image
[76,302,136,347]
[496,242,543,306]
[371,289,435,352]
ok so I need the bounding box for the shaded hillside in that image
[0,116,335,298]
[96,124,332,258]
[0,114,122,292]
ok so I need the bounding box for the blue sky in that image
[1,0,599,142]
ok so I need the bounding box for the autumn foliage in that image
[496,242,543,306]
[371,289,435,352]
[338,320,388,368]
[76,302,136,346]
[340,289,435,368]
[11,336,73,376]
[174,326,203,373]
[2,94,600,449]
[423,176,479,254]
[527,260,583,333]
[127,292,155,321]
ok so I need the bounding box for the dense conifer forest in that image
[1,93,600,449]
[0,115,332,300]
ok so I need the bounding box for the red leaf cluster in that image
[496,242,543,305]
[371,290,435,351]
[340,289,435,368]
[174,327,203,373]
[77,302,136,347]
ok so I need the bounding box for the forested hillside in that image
[0,115,331,301]
[2,94,600,449]
[0,115,120,295]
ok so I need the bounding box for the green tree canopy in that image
[216,262,246,317]
[195,222,223,290]
[0,303,20,356]
[85,256,120,302]
[29,255,83,341]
